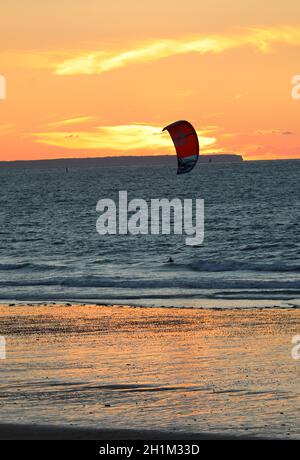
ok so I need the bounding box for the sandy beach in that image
[1,304,300,440]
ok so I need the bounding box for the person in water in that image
[167,257,174,263]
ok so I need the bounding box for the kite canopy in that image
[163,120,199,175]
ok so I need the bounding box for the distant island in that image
[0,154,243,169]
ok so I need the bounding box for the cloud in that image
[0,51,67,70]
[54,25,300,75]
[30,123,216,152]
[255,129,295,135]
[0,123,15,135]
[200,112,224,119]
[177,89,195,100]
[254,129,281,135]
[44,116,96,128]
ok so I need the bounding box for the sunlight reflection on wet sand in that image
[1,304,300,438]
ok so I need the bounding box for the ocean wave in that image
[0,262,67,271]
[0,275,299,291]
[189,259,300,273]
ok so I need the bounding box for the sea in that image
[0,159,300,308]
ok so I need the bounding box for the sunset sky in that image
[1,0,300,161]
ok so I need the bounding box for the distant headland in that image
[0,154,244,168]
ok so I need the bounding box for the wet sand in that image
[1,304,300,439]
[0,422,255,440]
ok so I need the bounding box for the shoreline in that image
[1,299,300,310]
[0,423,263,440]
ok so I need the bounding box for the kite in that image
[163,120,199,175]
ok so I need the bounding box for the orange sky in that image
[1,0,300,161]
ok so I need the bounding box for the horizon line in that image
[1,154,300,164]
